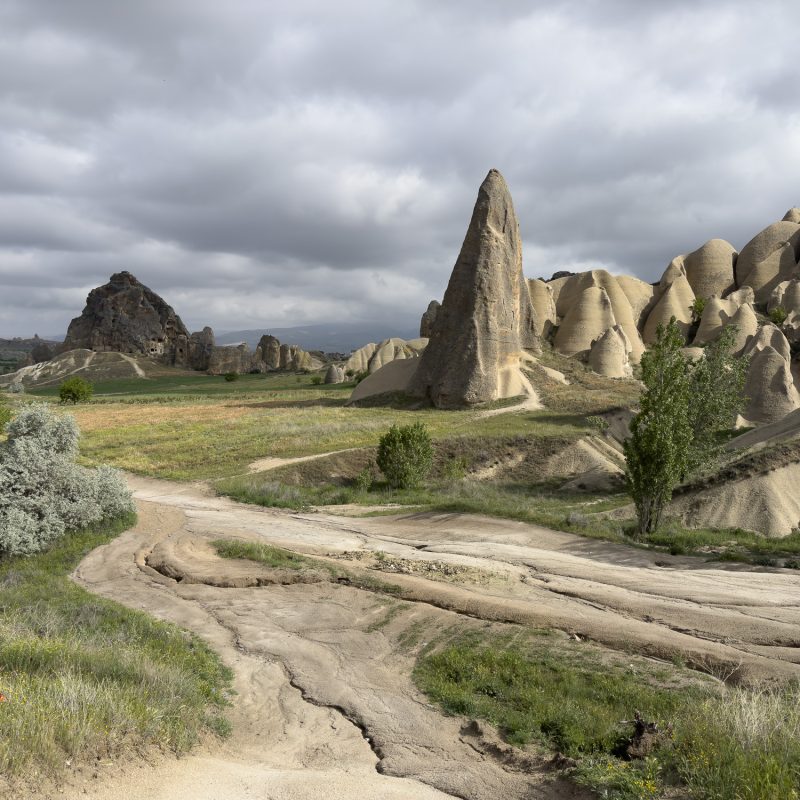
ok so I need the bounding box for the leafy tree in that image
[59,376,93,404]
[624,320,692,536]
[376,422,433,489]
[685,325,749,476]
[624,319,748,536]
[690,296,706,323]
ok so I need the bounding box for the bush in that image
[59,376,93,404]
[8,381,25,394]
[376,422,433,489]
[223,372,239,382]
[310,375,323,385]
[769,306,788,326]
[0,395,12,430]
[354,465,375,493]
[0,404,134,556]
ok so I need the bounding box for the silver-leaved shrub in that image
[0,403,134,556]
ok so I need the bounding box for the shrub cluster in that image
[376,422,433,489]
[59,376,93,403]
[0,404,134,556]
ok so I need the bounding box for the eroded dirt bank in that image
[57,475,800,798]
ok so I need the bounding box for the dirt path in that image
[247,447,360,474]
[62,476,800,799]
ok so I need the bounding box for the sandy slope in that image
[52,476,800,799]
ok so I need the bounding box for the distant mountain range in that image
[215,321,419,353]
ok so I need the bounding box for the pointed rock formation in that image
[527,279,557,337]
[419,301,441,338]
[727,303,759,355]
[743,323,792,363]
[324,364,346,384]
[741,241,798,304]
[616,275,657,328]
[346,342,377,374]
[783,208,800,224]
[680,239,737,300]
[735,218,800,287]
[409,169,538,408]
[693,297,738,346]
[185,327,215,371]
[588,326,633,378]
[768,277,800,314]
[554,286,617,357]
[62,271,191,363]
[552,270,644,361]
[345,338,426,375]
[743,346,800,424]
[642,265,695,344]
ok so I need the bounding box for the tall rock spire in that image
[410,169,539,408]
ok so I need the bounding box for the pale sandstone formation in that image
[280,343,313,371]
[693,296,739,346]
[727,303,759,355]
[615,275,657,328]
[742,346,800,424]
[588,325,633,378]
[681,347,705,362]
[553,286,617,357]
[419,301,441,338]
[677,239,737,300]
[208,344,251,375]
[741,241,799,304]
[727,286,755,306]
[408,169,539,408]
[642,266,695,344]
[324,365,346,384]
[552,270,644,361]
[347,358,421,404]
[783,208,800,224]
[63,271,193,365]
[735,218,800,287]
[345,338,427,375]
[768,278,800,314]
[743,323,792,364]
[546,275,571,310]
[526,279,557,337]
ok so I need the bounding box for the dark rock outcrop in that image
[62,272,191,364]
[409,169,538,408]
[419,300,441,338]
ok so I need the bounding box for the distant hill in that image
[0,336,61,375]
[215,321,419,354]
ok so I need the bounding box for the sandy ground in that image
[47,475,800,799]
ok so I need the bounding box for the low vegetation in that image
[376,421,433,489]
[212,539,312,569]
[415,632,800,800]
[58,376,94,404]
[0,515,233,779]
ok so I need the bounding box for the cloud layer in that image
[1,0,798,337]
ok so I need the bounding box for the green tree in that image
[376,422,433,489]
[59,376,93,404]
[685,325,748,476]
[769,306,788,326]
[625,319,749,536]
[624,320,692,536]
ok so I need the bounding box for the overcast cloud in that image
[1,0,798,338]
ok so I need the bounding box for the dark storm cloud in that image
[1,0,798,337]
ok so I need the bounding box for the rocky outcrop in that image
[554,286,617,357]
[408,169,538,408]
[345,338,427,375]
[182,327,215,371]
[208,344,252,375]
[743,323,792,364]
[693,297,738,346]
[588,325,633,378]
[527,279,557,337]
[735,216,800,288]
[642,265,695,344]
[741,241,799,304]
[419,301,441,338]
[768,278,800,314]
[615,275,657,329]
[742,346,800,424]
[280,344,313,371]
[324,365,346,384]
[63,271,191,363]
[678,239,737,299]
[256,335,281,370]
[727,304,759,355]
[552,270,644,361]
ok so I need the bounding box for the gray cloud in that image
[1,0,798,338]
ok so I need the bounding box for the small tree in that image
[690,296,706,323]
[624,320,692,536]
[59,376,93,404]
[685,325,748,476]
[769,306,788,326]
[376,422,433,489]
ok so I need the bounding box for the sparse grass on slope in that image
[212,539,312,569]
[0,515,233,780]
[416,632,800,800]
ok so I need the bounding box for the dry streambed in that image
[64,475,800,799]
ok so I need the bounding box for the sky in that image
[1,0,799,338]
